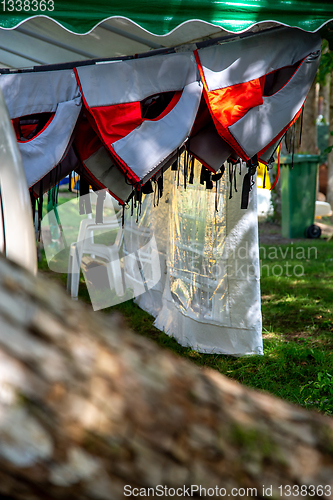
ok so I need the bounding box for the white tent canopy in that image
[0,16,245,69]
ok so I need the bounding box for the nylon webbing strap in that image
[38,180,43,236]
[157,173,163,199]
[142,180,153,194]
[241,155,257,209]
[200,165,213,189]
[171,159,178,171]
[189,156,195,184]
[79,177,91,215]
[212,164,224,182]
[241,172,251,209]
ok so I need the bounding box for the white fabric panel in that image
[198,27,321,91]
[0,69,80,118]
[229,53,320,159]
[133,160,263,356]
[0,17,299,71]
[225,163,261,340]
[190,125,233,171]
[76,52,199,106]
[20,97,82,187]
[84,146,133,202]
[112,81,202,181]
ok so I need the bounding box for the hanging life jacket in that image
[0,69,82,188]
[74,51,202,187]
[195,27,321,163]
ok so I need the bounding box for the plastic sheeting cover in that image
[132,158,263,356]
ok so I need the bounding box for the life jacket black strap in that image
[234,163,238,192]
[189,156,195,184]
[241,172,251,209]
[79,177,91,215]
[142,180,154,194]
[157,172,163,200]
[241,155,258,209]
[206,172,213,190]
[229,163,233,199]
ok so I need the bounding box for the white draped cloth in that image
[125,160,263,356]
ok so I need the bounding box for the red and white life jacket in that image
[74,116,133,204]
[195,27,321,163]
[75,52,202,186]
[0,27,322,205]
[187,97,235,172]
[0,69,81,188]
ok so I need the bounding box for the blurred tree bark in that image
[298,79,318,155]
[318,72,330,124]
[0,255,332,499]
[317,41,333,218]
[327,72,333,222]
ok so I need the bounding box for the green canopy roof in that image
[1,0,333,35]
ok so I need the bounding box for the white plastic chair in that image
[123,223,160,292]
[67,211,124,299]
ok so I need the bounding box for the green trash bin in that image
[280,154,320,239]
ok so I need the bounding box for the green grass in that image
[39,195,333,415]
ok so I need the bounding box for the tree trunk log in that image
[298,79,318,155]
[0,255,332,499]
[318,73,330,125]
[327,71,333,222]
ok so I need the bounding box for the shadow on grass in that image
[39,239,333,415]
